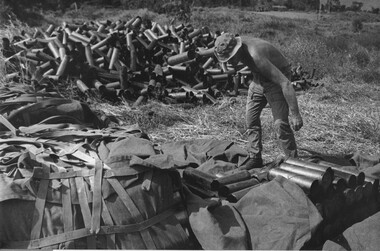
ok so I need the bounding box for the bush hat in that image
[214,33,242,63]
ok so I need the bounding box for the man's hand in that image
[291,114,303,131]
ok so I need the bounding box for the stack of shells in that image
[2,16,253,106]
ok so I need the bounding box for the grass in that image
[1,6,380,164]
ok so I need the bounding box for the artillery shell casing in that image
[129,46,137,71]
[71,31,91,44]
[132,95,146,107]
[169,25,182,41]
[36,51,55,64]
[91,35,111,51]
[109,47,120,70]
[364,176,379,194]
[135,35,149,49]
[269,168,320,196]
[146,39,158,51]
[156,23,167,36]
[188,28,202,39]
[200,58,213,70]
[144,29,158,41]
[169,65,189,73]
[317,159,365,185]
[45,24,54,35]
[42,68,55,77]
[93,80,105,91]
[167,50,197,66]
[333,169,357,188]
[333,177,347,192]
[131,16,142,29]
[59,47,66,60]
[211,170,251,191]
[126,32,133,48]
[279,162,333,190]
[85,45,94,66]
[362,182,373,200]
[106,81,120,89]
[343,188,355,206]
[25,52,40,61]
[48,41,60,59]
[206,68,223,75]
[119,66,129,90]
[183,168,216,190]
[175,23,184,32]
[218,177,259,197]
[55,55,69,76]
[158,33,169,40]
[76,79,90,93]
[179,41,186,54]
[197,47,214,57]
[44,75,63,81]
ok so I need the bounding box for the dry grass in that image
[1,7,380,164]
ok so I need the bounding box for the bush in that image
[324,35,350,53]
[352,18,363,32]
[351,48,370,68]
[355,32,380,50]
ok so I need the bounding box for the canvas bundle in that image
[0,94,193,249]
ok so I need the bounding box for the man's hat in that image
[214,33,242,63]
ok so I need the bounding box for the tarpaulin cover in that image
[0,135,192,249]
[322,211,380,251]
[160,139,250,174]
[185,175,322,250]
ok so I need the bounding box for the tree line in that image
[2,0,322,13]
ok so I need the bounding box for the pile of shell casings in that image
[2,16,252,106]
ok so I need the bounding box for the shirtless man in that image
[214,33,303,169]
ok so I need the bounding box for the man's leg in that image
[245,81,267,168]
[265,89,297,158]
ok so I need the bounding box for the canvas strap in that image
[90,160,103,234]
[6,207,176,249]
[101,198,116,249]
[74,176,96,248]
[61,178,73,248]
[30,164,50,240]
[107,177,157,249]
[0,114,18,136]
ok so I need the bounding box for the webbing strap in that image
[0,114,18,136]
[107,178,157,249]
[19,123,69,134]
[90,160,103,234]
[61,179,73,248]
[30,169,154,180]
[30,164,50,240]
[17,208,176,249]
[101,198,116,249]
[74,176,96,248]
[32,169,95,179]
[61,179,73,232]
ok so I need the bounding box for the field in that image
[1,5,380,164]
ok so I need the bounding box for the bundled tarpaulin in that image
[159,139,250,174]
[0,127,197,249]
[322,210,380,251]
[185,176,323,250]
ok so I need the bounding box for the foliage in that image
[351,18,363,33]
